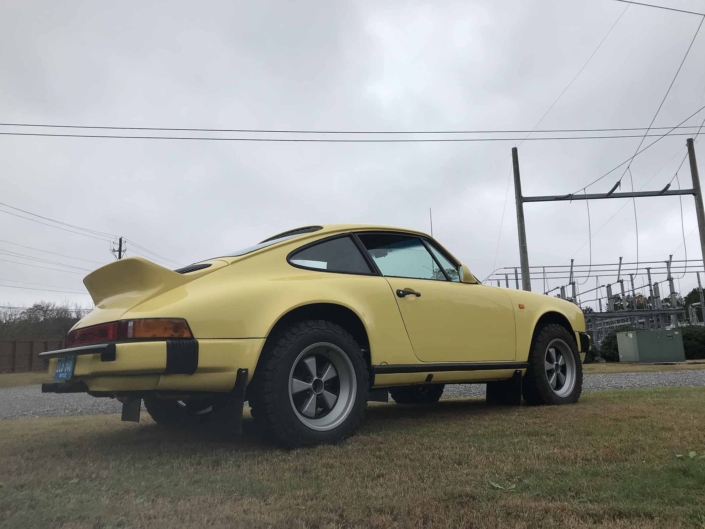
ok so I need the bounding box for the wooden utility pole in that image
[112,237,124,260]
[512,147,531,291]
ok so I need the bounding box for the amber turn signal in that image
[120,319,192,339]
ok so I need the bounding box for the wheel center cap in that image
[312,378,324,394]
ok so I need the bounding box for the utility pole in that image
[698,272,705,323]
[111,236,125,260]
[687,138,705,269]
[512,147,531,291]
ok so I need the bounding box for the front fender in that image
[504,289,586,361]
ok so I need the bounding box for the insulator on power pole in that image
[606,284,614,312]
[606,180,621,196]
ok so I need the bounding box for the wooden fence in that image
[0,339,65,373]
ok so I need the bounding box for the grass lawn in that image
[1,388,704,528]
[583,360,705,375]
[0,371,50,389]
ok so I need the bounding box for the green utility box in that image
[616,330,685,363]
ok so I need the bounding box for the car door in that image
[356,232,516,363]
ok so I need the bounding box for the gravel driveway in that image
[2,370,705,420]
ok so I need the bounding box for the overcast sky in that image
[1,0,705,310]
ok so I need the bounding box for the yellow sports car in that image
[41,224,588,447]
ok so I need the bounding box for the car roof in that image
[286,224,431,239]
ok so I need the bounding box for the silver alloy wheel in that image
[544,339,577,398]
[288,342,357,431]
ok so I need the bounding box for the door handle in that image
[396,289,421,298]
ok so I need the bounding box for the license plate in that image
[54,356,76,381]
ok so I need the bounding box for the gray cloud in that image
[1,0,704,308]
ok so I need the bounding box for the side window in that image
[427,242,460,282]
[357,233,447,281]
[289,236,373,275]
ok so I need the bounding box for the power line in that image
[0,207,114,242]
[613,15,704,189]
[0,201,116,238]
[674,174,689,279]
[492,2,629,273]
[627,168,640,276]
[611,0,705,17]
[125,240,181,266]
[577,190,593,285]
[0,239,104,265]
[0,284,90,295]
[0,258,85,275]
[0,249,91,271]
[572,103,705,192]
[2,130,703,143]
[0,202,179,265]
[5,122,705,135]
[0,277,86,294]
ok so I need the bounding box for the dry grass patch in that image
[1,388,704,528]
[583,360,705,375]
[0,372,50,389]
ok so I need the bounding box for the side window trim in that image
[354,231,451,282]
[286,234,379,276]
[420,238,451,281]
[351,232,382,276]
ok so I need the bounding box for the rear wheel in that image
[390,384,445,405]
[144,397,213,425]
[522,324,582,405]
[249,320,369,448]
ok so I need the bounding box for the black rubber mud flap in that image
[368,388,389,402]
[486,370,523,406]
[211,368,248,436]
[121,398,142,422]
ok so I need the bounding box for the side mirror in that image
[459,264,479,284]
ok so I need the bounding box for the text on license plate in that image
[54,356,76,381]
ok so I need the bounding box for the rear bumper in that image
[42,338,264,393]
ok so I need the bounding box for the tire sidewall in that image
[526,325,583,405]
[262,324,368,446]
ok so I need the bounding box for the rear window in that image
[223,226,323,257]
[289,236,373,275]
[226,233,303,257]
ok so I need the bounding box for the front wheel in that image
[522,324,583,405]
[249,320,369,448]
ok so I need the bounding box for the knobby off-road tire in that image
[522,323,583,406]
[143,397,214,425]
[248,320,369,448]
[390,384,445,405]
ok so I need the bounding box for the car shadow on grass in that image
[84,397,516,455]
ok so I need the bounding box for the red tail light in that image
[66,319,192,347]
